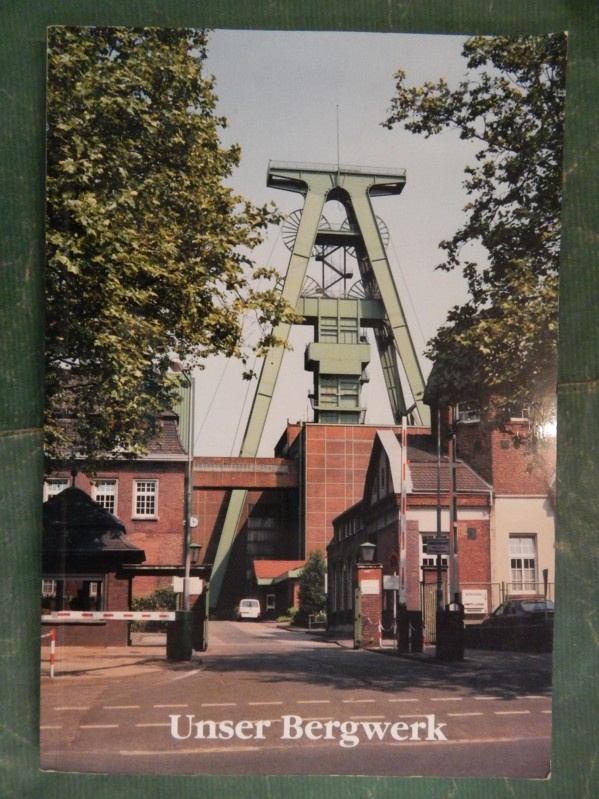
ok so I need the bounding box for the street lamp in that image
[166,359,196,662]
[190,543,202,566]
[170,359,195,614]
[359,541,376,564]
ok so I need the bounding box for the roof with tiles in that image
[145,410,187,457]
[42,487,145,569]
[388,431,493,495]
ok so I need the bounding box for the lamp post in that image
[168,360,195,660]
[358,541,376,564]
[170,360,194,612]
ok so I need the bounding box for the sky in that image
[193,29,479,456]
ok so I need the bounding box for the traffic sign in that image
[427,537,450,554]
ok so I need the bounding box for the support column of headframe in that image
[209,163,430,611]
[209,166,333,611]
[346,176,429,427]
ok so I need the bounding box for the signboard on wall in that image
[462,589,488,615]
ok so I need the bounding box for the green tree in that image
[46,27,295,471]
[297,550,326,625]
[383,34,566,427]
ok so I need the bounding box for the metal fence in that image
[421,581,555,644]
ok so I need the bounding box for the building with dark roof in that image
[326,428,494,636]
[44,410,190,600]
[41,486,145,646]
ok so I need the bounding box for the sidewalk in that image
[40,633,202,679]
[41,629,551,680]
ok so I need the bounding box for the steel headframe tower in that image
[209,161,430,610]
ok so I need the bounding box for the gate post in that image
[355,563,383,649]
[354,586,362,649]
[191,584,210,652]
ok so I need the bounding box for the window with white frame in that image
[42,579,57,598]
[133,479,158,518]
[509,535,537,592]
[93,479,117,514]
[43,478,69,500]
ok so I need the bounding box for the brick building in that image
[41,486,145,646]
[326,428,493,636]
[456,414,556,600]
[43,411,555,626]
[43,411,190,601]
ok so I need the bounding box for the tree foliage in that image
[46,27,295,471]
[383,34,566,424]
[297,550,326,624]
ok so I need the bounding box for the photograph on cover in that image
[40,27,564,777]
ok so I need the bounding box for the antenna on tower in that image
[336,105,341,170]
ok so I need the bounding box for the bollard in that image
[50,628,55,678]
[41,628,56,678]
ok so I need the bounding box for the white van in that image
[235,598,261,620]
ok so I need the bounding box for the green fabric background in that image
[1,2,597,797]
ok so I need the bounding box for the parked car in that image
[479,597,554,651]
[235,598,261,621]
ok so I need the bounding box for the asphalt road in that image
[40,621,552,778]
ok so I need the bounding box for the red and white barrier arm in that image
[41,611,176,622]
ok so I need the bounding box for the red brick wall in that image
[50,462,186,596]
[456,519,491,585]
[41,574,131,646]
[488,424,555,495]
[303,424,431,556]
[457,420,555,495]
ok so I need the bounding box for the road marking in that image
[153,704,188,708]
[55,706,90,711]
[103,705,140,710]
[136,722,171,728]
[388,698,419,703]
[516,695,547,700]
[474,696,500,701]
[542,710,553,714]
[121,734,552,757]
[447,712,484,718]
[297,700,331,705]
[121,746,261,755]
[80,724,119,729]
[40,725,62,730]
[494,710,531,716]
[430,697,463,702]
[201,702,237,708]
[387,734,551,748]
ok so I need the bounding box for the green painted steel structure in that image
[210,162,429,610]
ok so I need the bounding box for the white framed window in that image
[509,535,537,592]
[133,479,158,518]
[93,479,117,514]
[42,579,57,598]
[266,594,276,611]
[43,478,69,500]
